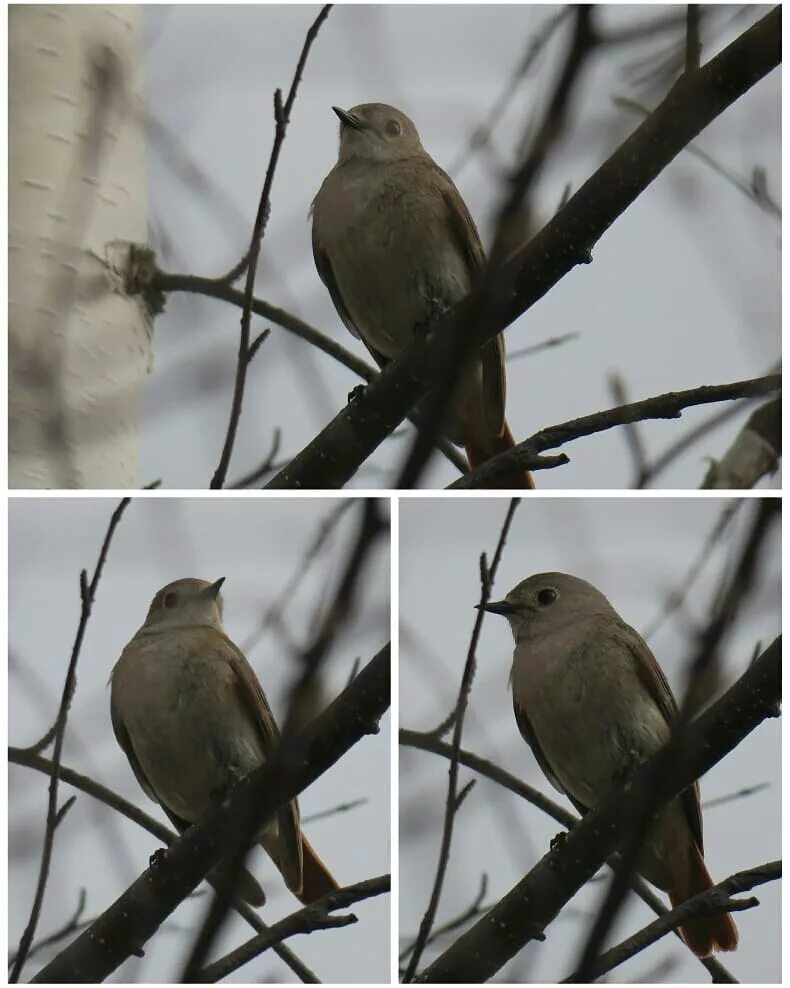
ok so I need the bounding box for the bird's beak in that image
[204,577,226,599]
[333,106,364,131]
[477,599,517,616]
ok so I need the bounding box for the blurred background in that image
[399,496,780,982]
[139,4,780,489]
[9,496,391,983]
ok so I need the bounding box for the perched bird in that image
[110,577,338,906]
[482,572,738,957]
[312,102,533,489]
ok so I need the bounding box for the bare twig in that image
[685,5,701,73]
[609,372,649,479]
[448,374,781,489]
[11,498,131,983]
[507,331,580,362]
[403,500,519,980]
[198,875,390,983]
[614,95,781,221]
[642,500,741,640]
[563,862,779,982]
[229,428,282,489]
[400,875,489,964]
[8,890,88,968]
[210,5,332,489]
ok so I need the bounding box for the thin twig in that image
[11,498,131,982]
[210,5,332,489]
[563,862,779,982]
[8,890,88,968]
[197,876,390,983]
[399,875,489,964]
[402,500,520,980]
[229,428,282,489]
[685,5,701,72]
[609,372,649,480]
[642,500,741,640]
[448,374,781,488]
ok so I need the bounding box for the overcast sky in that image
[9,497,391,983]
[399,496,780,982]
[138,4,780,490]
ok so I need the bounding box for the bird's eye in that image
[537,588,557,606]
[163,591,178,609]
[385,118,402,137]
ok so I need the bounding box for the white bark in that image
[9,5,151,489]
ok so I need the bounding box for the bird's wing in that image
[212,629,303,878]
[111,658,163,807]
[513,694,590,817]
[311,181,362,341]
[437,167,506,435]
[618,622,704,852]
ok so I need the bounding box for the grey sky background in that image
[8,497,391,983]
[139,5,780,490]
[399,496,780,982]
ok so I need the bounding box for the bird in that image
[110,577,339,906]
[482,571,738,956]
[312,102,533,489]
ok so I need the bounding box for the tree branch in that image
[210,5,332,489]
[403,500,519,980]
[198,875,390,983]
[448,374,780,488]
[11,498,131,983]
[562,862,779,983]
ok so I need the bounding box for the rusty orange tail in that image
[298,833,339,904]
[465,420,534,489]
[670,846,738,957]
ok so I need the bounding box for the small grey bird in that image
[312,102,533,489]
[110,577,338,906]
[482,572,738,957]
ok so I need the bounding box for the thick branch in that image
[265,9,780,489]
[29,645,390,984]
[415,637,779,982]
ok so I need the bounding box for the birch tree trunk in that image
[9,5,151,489]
